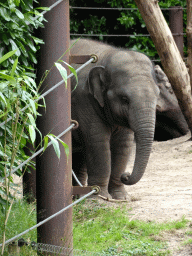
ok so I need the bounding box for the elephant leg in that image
[72,151,87,186]
[84,123,112,199]
[109,128,134,200]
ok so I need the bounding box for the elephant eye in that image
[120,96,129,104]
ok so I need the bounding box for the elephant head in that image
[87,51,160,185]
[155,65,189,141]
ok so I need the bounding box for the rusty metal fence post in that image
[36,0,72,255]
[169,6,184,58]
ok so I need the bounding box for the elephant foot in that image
[108,185,131,201]
[88,185,112,200]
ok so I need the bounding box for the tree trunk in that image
[134,0,192,136]
[187,0,192,91]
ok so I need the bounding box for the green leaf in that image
[11,57,18,77]
[31,36,44,45]
[23,76,37,89]
[0,81,9,90]
[60,60,78,91]
[15,8,24,19]
[0,73,16,84]
[43,136,49,152]
[47,135,60,159]
[29,99,37,116]
[9,40,21,56]
[0,50,17,64]
[2,34,9,45]
[26,38,37,52]
[55,63,67,88]
[0,92,7,106]
[35,126,42,145]
[27,113,36,127]
[0,7,11,21]
[24,13,35,26]
[36,7,50,11]
[57,138,69,161]
[16,40,28,57]
[29,125,36,144]
[14,0,20,7]
[28,51,37,64]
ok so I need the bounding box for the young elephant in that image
[154,65,189,141]
[71,39,160,200]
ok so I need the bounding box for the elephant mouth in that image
[155,114,188,141]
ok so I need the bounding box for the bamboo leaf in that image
[57,138,69,161]
[0,92,7,106]
[43,136,48,152]
[0,7,11,21]
[29,99,37,116]
[0,73,16,84]
[35,126,42,145]
[31,36,44,45]
[36,7,50,11]
[55,63,67,88]
[15,8,24,19]
[11,58,18,77]
[60,60,78,91]
[29,125,36,144]
[9,40,21,56]
[0,50,17,64]
[27,113,36,127]
[47,135,60,159]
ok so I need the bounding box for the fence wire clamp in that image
[90,54,98,63]
[91,185,100,195]
[71,120,79,129]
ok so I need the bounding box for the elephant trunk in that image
[121,105,156,185]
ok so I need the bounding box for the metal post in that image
[169,6,184,58]
[36,0,72,255]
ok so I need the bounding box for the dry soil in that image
[105,132,192,255]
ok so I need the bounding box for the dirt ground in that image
[106,132,192,255]
[13,133,192,255]
[125,132,192,223]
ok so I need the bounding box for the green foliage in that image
[0,0,46,76]
[70,0,187,62]
[0,1,47,212]
[0,50,42,213]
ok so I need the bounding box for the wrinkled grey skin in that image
[154,65,189,141]
[71,39,160,200]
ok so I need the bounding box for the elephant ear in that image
[88,66,106,108]
[154,65,173,94]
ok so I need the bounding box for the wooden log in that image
[187,0,192,90]
[134,0,192,136]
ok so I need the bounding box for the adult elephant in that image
[71,39,160,200]
[154,65,189,141]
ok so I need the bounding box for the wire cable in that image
[2,123,75,179]
[0,57,94,128]
[0,189,96,247]
[72,170,83,187]
[70,6,186,11]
